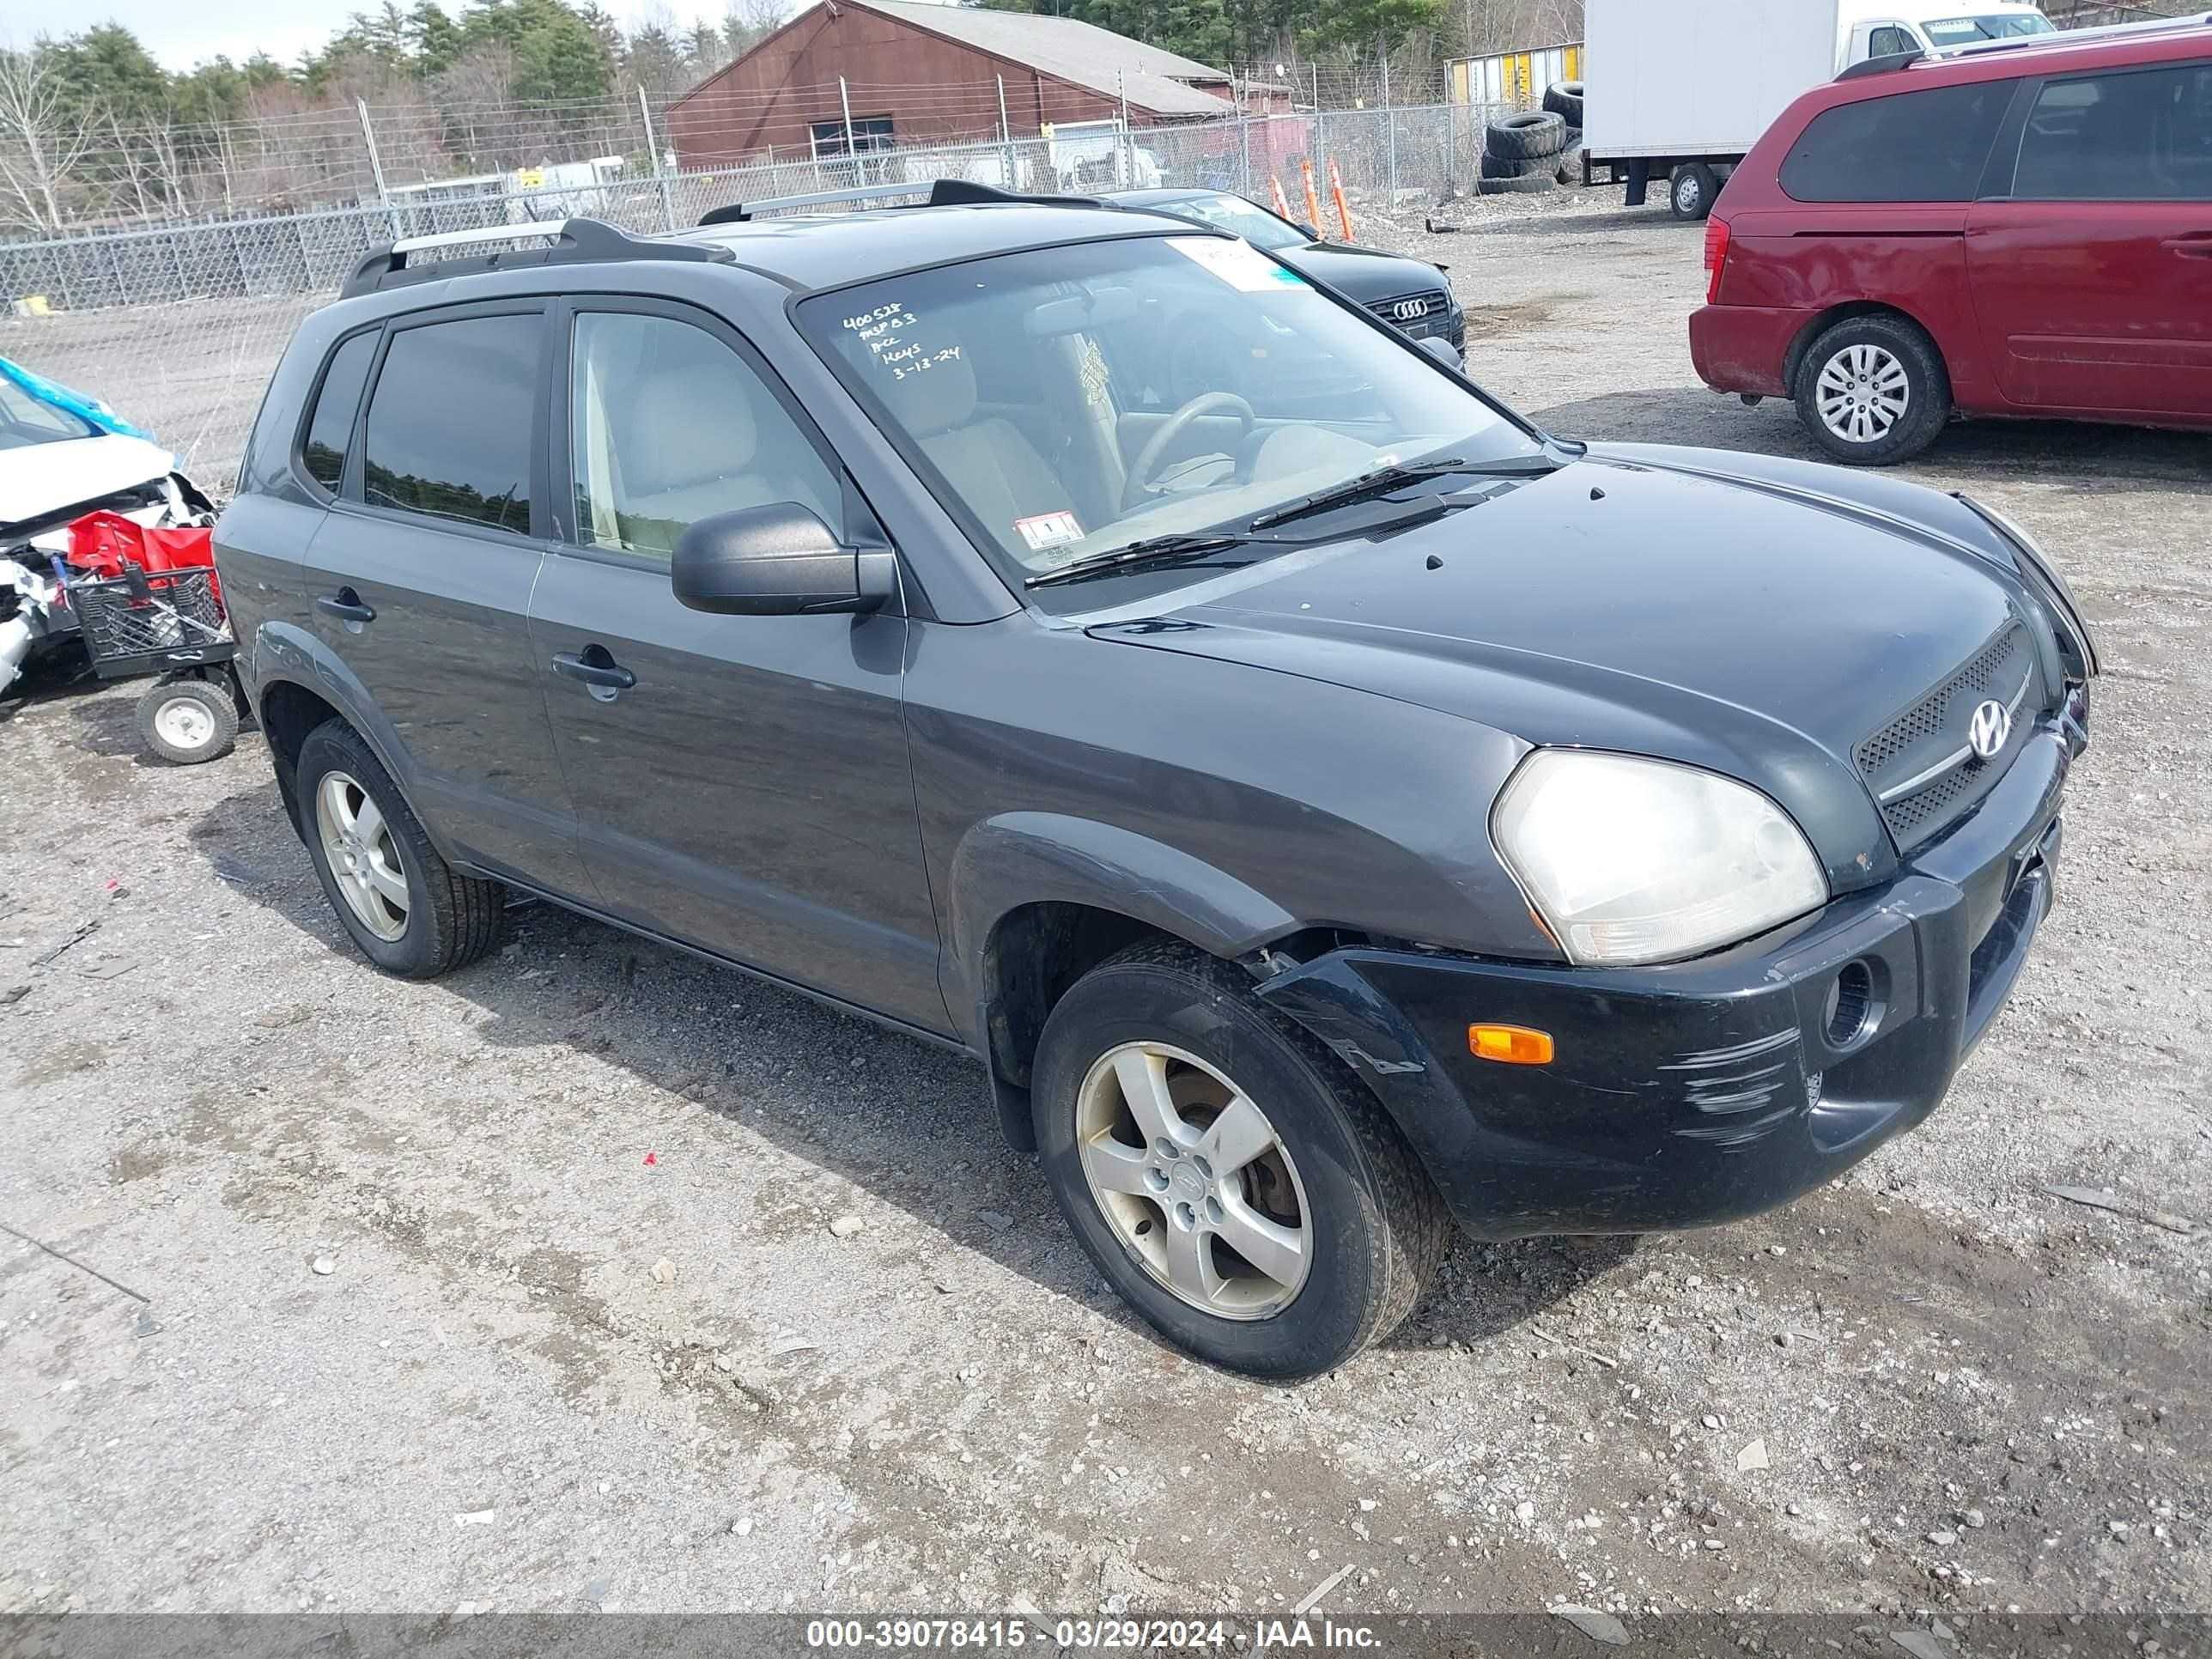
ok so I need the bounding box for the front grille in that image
[1856,623,2039,848]
[1370,289,1453,338]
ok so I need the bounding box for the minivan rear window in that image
[1779,81,2014,202]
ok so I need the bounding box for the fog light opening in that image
[1823,960,1877,1048]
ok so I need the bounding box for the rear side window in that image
[300,331,375,495]
[362,313,538,534]
[1780,81,2014,201]
[2014,62,2212,201]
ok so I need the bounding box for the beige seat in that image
[877,355,1078,540]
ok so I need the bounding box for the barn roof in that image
[787,0,1237,116]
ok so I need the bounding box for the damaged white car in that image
[0,378,212,697]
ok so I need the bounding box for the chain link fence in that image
[0,100,1508,498]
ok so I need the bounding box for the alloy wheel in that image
[1815,343,1911,445]
[1074,1041,1312,1320]
[314,769,410,942]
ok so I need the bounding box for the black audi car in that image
[1106,187,1464,353]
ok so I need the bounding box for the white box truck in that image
[1581,0,2053,219]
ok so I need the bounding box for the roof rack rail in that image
[342,216,731,298]
[1838,47,1923,78]
[697,176,1103,227]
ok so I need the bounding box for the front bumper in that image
[1261,696,2084,1239]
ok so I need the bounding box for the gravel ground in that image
[2,188,2208,1629]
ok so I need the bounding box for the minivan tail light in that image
[1704,216,1732,304]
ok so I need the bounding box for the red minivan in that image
[1691,17,2212,465]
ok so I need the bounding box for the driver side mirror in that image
[1419,336,1464,371]
[672,502,896,617]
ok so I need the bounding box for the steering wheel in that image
[1122,392,1255,514]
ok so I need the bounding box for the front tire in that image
[1032,940,1450,1379]
[295,719,504,978]
[1793,313,1952,465]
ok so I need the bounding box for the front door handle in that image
[316,588,375,624]
[551,647,637,693]
[2161,234,2212,258]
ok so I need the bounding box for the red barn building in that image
[665,0,1243,168]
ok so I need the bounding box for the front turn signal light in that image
[1468,1024,1553,1065]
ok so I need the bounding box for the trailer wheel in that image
[137,673,238,765]
[1486,111,1568,161]
[1668,162,1720,221]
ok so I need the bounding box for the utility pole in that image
[997,73,1015,188]
[1237,75,1253,196]
[1381,46,1397,202]
[1117,70,1133,185]
[637,85,675,232]
[839,75,858,168]
[356,98,397,239]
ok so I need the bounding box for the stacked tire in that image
[1542,79,1584,185]
[1476,82,1584,195]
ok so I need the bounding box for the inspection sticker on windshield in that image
[1166,235,1309,292]
[1015,511,1085,551]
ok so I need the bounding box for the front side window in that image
[1779,80,2014,202]
[300,330,376,495]
[797,234,1537,603]
[568,310,842,560]
[2014,63,2212,201]
[361,313,538,533]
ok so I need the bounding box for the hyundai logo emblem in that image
[1392,298,1431,322]
[1967,698,2010,762]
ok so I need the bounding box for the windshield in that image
[798,234,1536,603]
[1922,12,2054,45]
[1150,192,1310,250]
[0,379,98,449]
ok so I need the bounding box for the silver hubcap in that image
[1816,343,1911,444]
[1675,174,1701,211]
[153,698,214,750]
[314,770,410,942]
[1075,1042,1311,1320]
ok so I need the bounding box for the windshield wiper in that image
[1246,454,1559,532]
[1024,531,1267,590]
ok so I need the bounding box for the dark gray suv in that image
[216,188,2095,1378]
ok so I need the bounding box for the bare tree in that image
[0,41,102,233]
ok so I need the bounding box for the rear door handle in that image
[2162,234,2212,258]
[316,588,374,625]
[550,648,636,692]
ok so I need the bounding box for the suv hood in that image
[1088,447,2032,891]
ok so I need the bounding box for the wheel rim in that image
[1815,343,1911,444]
[153,698,214,751]
[1674,173,1702,213]
[314,769,410,942]
[1074,1041,1312,1321]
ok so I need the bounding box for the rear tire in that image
[1792,313,1952,466]
[1486,111,1568,161]
[1668,161,1719,221]
[137,674,236,765]
[295,719,505,978]
[1031,939,1451,1379]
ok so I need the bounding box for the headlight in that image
[1492,750,1829,967]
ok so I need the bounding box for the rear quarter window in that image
[298,330,377,495]
[1780,80,2016,202]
